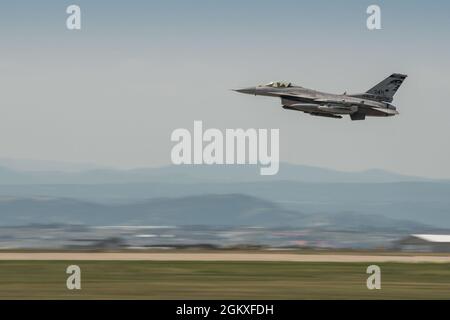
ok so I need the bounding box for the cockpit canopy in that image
[263,81,292,88]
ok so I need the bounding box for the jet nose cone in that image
[233,87,256,95]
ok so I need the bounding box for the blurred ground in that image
[1,252,450,262]
[0,259,450,299]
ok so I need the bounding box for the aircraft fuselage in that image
[234,74,406,120]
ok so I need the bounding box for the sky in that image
[0,0,449,178]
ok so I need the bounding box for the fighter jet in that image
[234,73,407,120]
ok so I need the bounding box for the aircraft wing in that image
[278,95,370,107]
[313,98,381,108]
[314,98,353,105]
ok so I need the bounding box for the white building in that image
[396,234,450,252]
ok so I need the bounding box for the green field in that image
[0,261,449,299]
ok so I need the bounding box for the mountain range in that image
[0,159,449,228]
[0,161,439,185]
[0,194,434,232]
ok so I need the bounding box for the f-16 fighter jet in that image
[234,73,407,120]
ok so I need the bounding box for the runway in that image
[1,252,450,263]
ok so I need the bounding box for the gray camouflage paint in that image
[235,74,407,120]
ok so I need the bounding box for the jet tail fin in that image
[365,73,407,103]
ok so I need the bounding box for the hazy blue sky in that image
[0,1,449,178]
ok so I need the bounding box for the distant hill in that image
[0,194,298,226]
[1,180,450,227]
[0,162,437,185]
[0,160,449,228]
[0,158,103,172]
[0,194,434,232]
